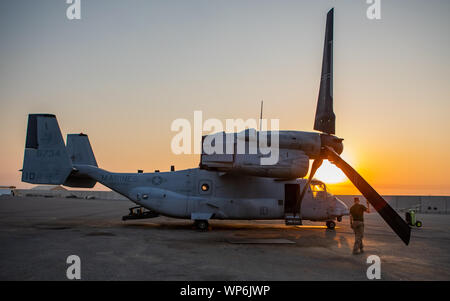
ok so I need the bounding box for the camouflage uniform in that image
[350,203,367,254]
[351,220,364,253]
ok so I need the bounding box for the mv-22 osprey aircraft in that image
[21,8,410,245]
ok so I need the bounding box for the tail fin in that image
[64,133,98,188]
[66,134,98,167]
[21,114,73,184]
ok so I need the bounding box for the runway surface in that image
[0,196,449,280]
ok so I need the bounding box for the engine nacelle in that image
[199,129,320,178]
[200,148,310,178]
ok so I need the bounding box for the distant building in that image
[0,186,16,196]
[31,185,67,191]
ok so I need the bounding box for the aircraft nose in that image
[334,197,349,216]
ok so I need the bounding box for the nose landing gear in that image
[326,220,336,229]
[194,220,209,231]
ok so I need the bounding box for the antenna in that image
[259,100,263,131]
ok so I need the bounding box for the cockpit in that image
[310,179,328,198]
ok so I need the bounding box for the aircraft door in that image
[284,184,300,214]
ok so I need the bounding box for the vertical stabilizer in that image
[21,114,73,184]
[64,133,98,188]
[66,134,98,167]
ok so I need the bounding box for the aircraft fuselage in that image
[74,165,348,222]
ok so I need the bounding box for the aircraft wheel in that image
[326,221,336,229]
[195,220,209,231]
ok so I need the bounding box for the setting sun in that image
[313,160,347,184]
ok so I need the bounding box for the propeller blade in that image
[324,146,411,245]
[314,8,335,135]
[295,159,323,216]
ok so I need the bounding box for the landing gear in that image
[326,221,336,229]
[122,206,159,221]
[194,220,209,231]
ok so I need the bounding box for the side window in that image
[198,180,213,195]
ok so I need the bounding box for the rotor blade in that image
[296,159,323,216]
[314,8,335,135]
[324,146,411,245]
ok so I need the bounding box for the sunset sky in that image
[1,0,449,195]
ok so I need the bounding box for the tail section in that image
[66,134,97,167]
[64,133,98,188]
[22,114,99,188]
[22,114,73,184]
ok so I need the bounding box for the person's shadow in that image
[325,228,351,251]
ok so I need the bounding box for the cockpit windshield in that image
[310,180,327,198]
[310,183,326,192]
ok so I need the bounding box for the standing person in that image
[350,197,370,255]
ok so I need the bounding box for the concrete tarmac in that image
[0,196,449,280]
